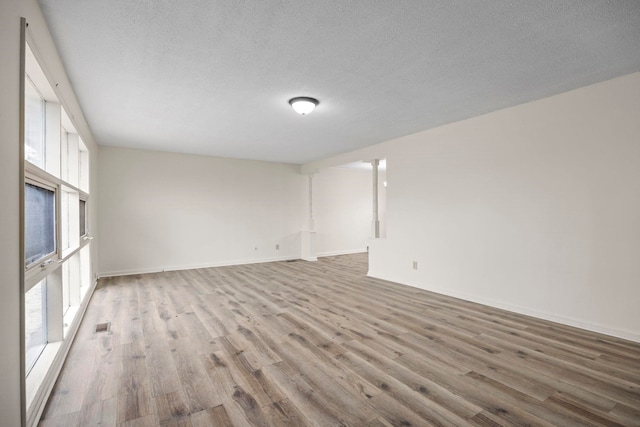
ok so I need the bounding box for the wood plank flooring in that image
[40,253,640,426]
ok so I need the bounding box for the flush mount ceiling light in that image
[289,97,319,115]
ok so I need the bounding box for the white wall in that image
[98,146,307,275]
[379,168,387,238]
[0,1,99,425]
[310,73,640,342]
[314,167,372,256]
[0,3,24,424]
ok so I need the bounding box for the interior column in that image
[301,172,318,261]
[371,159,380,238]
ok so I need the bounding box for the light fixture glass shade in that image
[289,97,318,115]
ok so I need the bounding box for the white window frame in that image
[23,177,58,277]
[21,34,93,425]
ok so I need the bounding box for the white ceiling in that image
[38,1,640,165]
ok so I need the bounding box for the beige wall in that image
[314,167,372,256]
[0,2,24,423]
[312,73,640,341]
[98,146,306,275]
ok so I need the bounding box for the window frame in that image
[23,74,46,170]
[23,176,58,278]
[79,197,88,238]
[21,35,93,423]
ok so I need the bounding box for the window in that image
[24,77,45,168]
[60,187,80,255]
[79,199,87,237]
[61,254,79,322]
[25,182,56,266]
[22,40,93,417]
[79,140,90,193]
[25,279,47,374]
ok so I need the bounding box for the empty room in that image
[1,1,640,426]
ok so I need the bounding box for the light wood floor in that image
[40,253,640,426]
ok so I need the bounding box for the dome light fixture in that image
[289,96,319,115]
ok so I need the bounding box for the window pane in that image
[60,131,69,182]
[25,183,56,266]
[65,134,79,188]
[25,77,45,168]
[80,245,91,301]
[61,191,70,251]
[25,280,47,373]
[79,200,86,237]
[79,143,89,193]
[62,261,70,313]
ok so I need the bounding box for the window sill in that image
[63,305,80,338]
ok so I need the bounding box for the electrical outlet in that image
[412,261,418,270]
[276,244,280,250]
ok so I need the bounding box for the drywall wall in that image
[98,146,308,275]
[312,73,640,342]
[0,1,100,425]
[379,168,387,238]
[313,167,372,256]
[0,3,24,424]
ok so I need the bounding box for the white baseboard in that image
[99,255,299,278]
[317,248,367,258]
[100,251,370,278]
[368,270,640,344]
[452,289,640,343]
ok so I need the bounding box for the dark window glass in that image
[25,183,56,266]
[79,199,86,237]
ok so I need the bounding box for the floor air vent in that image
[95,322,110,333]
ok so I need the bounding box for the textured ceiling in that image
[38,1,640,165]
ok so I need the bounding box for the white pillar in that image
[301,173,317,261]
[308,173,315,231]
[371,159,380,238]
